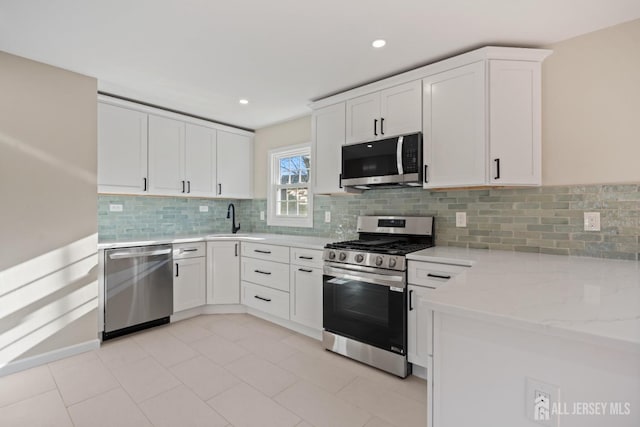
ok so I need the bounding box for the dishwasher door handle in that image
[109,248,173,259]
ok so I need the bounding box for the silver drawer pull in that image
[254,295,271,302]
[254,270,272,275]
[427,273,451,280]
[298,268,313,273]
[254,249,271,254]
[299,256,313,260]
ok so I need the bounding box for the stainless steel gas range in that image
[322,215,434,378]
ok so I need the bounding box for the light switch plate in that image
[109,204,123,212]
[455,212,467,227]
[199,206,209,212]
[584,212,600,231]
[260,211,265,221]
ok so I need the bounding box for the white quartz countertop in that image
[98,233,332,251]
[407,247,640,351]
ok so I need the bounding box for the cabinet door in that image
[97,103,148,194]
[313,103,346,194]
[489,60,541,185]
[345,92,379,144]
[216,131,253,198]
[148,115,185,195]
[422,61,486,188]
[407,285,433,368]
[185,123,217,197]
[380,80,422,138]
[207,241,240,304]
[290,266,323,330]
[174,257,206,312]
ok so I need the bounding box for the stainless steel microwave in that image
[340,132,423,190]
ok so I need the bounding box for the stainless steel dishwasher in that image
[104,244,173,340]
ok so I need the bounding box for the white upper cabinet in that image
[98,103,148,194]
[313,102,347,194]
[148,115,186,195]
[422,61,486,188]
[346,80,422,144]
[185,123,217,197]
[379,81,422,138]
[423,57,545,188]
[217,131,253,198]
[488,60,541,185]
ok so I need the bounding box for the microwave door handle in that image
[396,136,404,175]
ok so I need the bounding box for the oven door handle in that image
[324,265,405,289]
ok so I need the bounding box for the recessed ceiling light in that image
[372,39,386,48]
[239,99,249,105]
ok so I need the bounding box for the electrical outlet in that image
[526,377,559,427]
[584,212,601,231]
[325,211,331,223]
[109,204,123,212]
[199,206,209,212]
[455,212,467,227]
[260,211,265,221]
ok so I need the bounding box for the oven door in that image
[323,263,407,354]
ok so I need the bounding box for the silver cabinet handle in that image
[109,248,172,259]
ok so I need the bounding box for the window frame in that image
[267,143,313,228]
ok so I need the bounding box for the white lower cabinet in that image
[207,241,240,304]
[289,248,323,330]
[407,284,434,367]
[241,281,289,319]
[173,242,207,313]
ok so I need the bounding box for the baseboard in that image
[171,304,247,322]
[0,339,100,377]
[411,363,427,380]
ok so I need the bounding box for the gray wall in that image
[0,51,98,370]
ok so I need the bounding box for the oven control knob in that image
[328,251,336,260]
[375,256,383,266]
[338,252,347,261]
[388,257,397,268]
[355,254,364,263]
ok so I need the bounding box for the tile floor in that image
[0,314,427,427]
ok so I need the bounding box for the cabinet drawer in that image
[242,242,289,263]
[241,258,290,292]
[290,247,323,269]
[241,281,289,320]
[173,242,206,259]
[408,261,469,289]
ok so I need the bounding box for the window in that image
[267,144,313,227]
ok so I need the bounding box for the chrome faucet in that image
[226,203,241,234]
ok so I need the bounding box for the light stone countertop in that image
[407,246,640,351]
[97,233,333,251]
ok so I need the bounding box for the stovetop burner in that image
[325,239,434,256]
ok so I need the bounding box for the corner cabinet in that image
[346,80,422,144]
[312,102,347,194]
[207,241,241,304]
[423,53,548,188]
[97,103,148,194]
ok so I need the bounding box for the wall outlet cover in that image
[199,206,209,212]
[455,212,467,227]
[584,212,601,231]
[260,211,265,221]
[109,204,123,212]
[325,211,331,223]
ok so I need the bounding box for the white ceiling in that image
[1,1,640,130]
